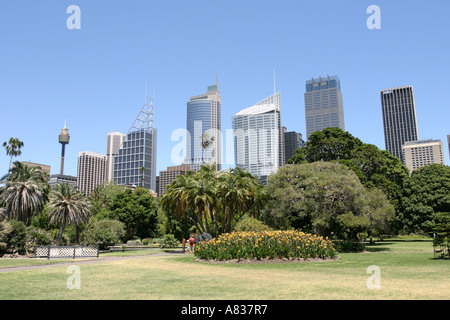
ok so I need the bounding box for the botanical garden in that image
[0,128,449,300]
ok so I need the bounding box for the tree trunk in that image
[56,217,66,246]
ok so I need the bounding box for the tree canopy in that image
[264,162,395,239]
[399,164,450,233]
[161,164,266,237]
[109,187,159,240]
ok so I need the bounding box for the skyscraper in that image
[106,132,126,182]
[77,151,107,195]
[283,127,305,164]
[113,94,157,191]
[381,86,419,163]
[402,139,445,173]
[304,75,345,139]
[232,92,284,185]
[447,135,450,159]
[185,82,222,171]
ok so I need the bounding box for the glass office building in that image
[232,92,284,185]
[381,85,419,163]
[185,82,222,171]
[304,75,345,139]
[113,129,157,191]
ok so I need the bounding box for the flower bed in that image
[194,231,337,262]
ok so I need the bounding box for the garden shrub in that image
[82,219,125,250]
[25,227,53,252]
[159,234,179,248]
[195,230,337,261]
[332,240,366,253]
[5,220,27,254]
[142,238,152,245]
[0,220,12,255]
[234,217,272,232]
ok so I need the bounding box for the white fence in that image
[34,246,99,259]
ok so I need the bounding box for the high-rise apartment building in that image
[381,86,419,163]
[185,82,222,172]
[283,127,305,164]
[158,164,191,197]
[232,92,284,185]
[106,132,126,182]
[113,95,157,191]
[402,139,445,173]
[77,151,107,195]
[304,75,345,139]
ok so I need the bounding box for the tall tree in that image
[264,162,394,239]
[399,164,450,233]
[109,187,159,239]
[47,183,91,245]
[0,162,49,224]
[2,138,24,171]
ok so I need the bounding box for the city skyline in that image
[1,1,449,177]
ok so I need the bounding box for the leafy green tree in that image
[89,182,125,218]
[82,218,126,250]
[264,162,394,239]
[399,164,450,233]
[2,137,24,171]
[0,162,49,224]
[288,128,409,232]
[288,127,363,164]
[109,187,159,240]
[46,183,91,245]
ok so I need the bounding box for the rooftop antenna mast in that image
[128,82,154,135]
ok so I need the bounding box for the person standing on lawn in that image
[188,235,195,253]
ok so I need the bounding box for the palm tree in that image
[0,162,49,224]
[161,171,206,234]
[161,164,263,236]
[3,138,24,171]
[46,183,91,245]
[200,133,215,165]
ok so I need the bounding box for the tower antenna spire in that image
[273,68,276,95]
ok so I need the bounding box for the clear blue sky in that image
[1,0,449,177]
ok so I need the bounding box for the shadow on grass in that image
[364,242,395,252]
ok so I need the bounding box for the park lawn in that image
[0,240,448,300]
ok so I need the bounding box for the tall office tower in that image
[77,151,107,195]
[381,86,419,163]
[232,92,284,185]
[402,139,445,173]
[106,132,126,182]
[185,81,222,172]
[283,127,305,164]
[158,164,191,197]
[447,135,450,159]
[113,94,157,191]
[304,75,345,139]
[58,120,70,175]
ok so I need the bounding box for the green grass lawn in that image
[0,240,448,300]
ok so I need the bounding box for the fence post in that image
[47,246,50,259]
